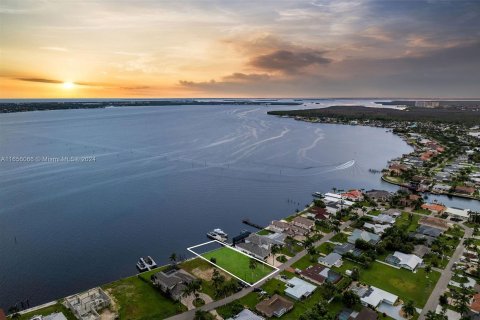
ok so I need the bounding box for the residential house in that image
[318,252,343,268]
[264,232,287,246]
[300,264,342,285]
[151,269,196,301]
[30,314,67,320]
[334,243,355,255]
[388,164,409,175]
[284,277,317,300]
[446,207,471,220]
[455,186,476,195]
[356,308,378,320]
[269,220,290,233]
[64,287,111,320]
[348,229,380,245]
[372,214,396,225]
[226,309,264,320]
[292,216,315,231]
[352,285,398,308]
[419,216,449,230]
[338,308,378,320]
[310,207,330,221]
[387,251,423,271]
[0,309,5,320]
[341,190,364,202]
[236,242,270,260]
[421,203,446,214]
[365,190,391,202]
[256,294,294,318]
[416,225,444,238]
[413,245,431,258]
[432,184,451,193]
[471,293,480,314]
[363,223,389,235]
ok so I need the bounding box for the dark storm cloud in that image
[250,49,331,73]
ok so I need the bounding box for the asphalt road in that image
[165,221,352,320]
[418,223,472,320]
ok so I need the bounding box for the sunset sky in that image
[1,0,479,98]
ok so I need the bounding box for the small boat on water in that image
[136,256,157,272]
[207,228,228,242]
[312,192,324,198]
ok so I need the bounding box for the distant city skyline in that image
[1,0,479,98]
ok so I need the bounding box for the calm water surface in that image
[1,101,479,308]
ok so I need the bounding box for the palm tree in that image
[271,245,280,265]
[169,252,177,266]
[402,300,416,318]
[249,258,257,281]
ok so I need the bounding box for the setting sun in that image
[62,81,74,90]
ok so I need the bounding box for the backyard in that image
[333,260,440,307]
[202,247,275,284]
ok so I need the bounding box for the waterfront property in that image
[30,313,67,320]
[151,269,196,301]
[64,287,111,320]
[189,242,277,285]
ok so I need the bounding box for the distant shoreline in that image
[0,100,302,113]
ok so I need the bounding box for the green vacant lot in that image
[334,260,440,307]
[202,247,274,284]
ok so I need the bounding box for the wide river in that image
[1,100,479,309]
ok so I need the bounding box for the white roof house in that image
[446,207,471,219]
[364,223,389,235]
[284,277,317,300]
[361,286,398,308]
[393,251,423,271]
[31,314,68,320]
[372,214,396,225]
[226,309,265,320]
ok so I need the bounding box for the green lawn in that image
[317,242,335,255]
[395,212,421,232]
[202,247,274,284]
[291,253,318,270]
[16,303,77,320]
[333,261,440,307]
[331,232,349,243]
[103,273,186,320]
[257,229,273,236]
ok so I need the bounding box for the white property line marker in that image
[187,240,280,287]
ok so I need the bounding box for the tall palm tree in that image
[169,252,177,266]
[249,258,257,281]
[271,245,279,265]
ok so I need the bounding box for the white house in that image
[360,286,398,308]
[446,207,471,220]
[284,277,317,300]
[363,223,389,235]
[393,251,423,271]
